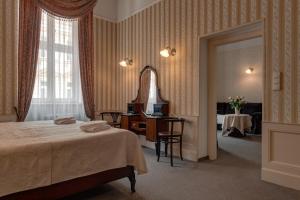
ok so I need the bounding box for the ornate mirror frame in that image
[132,66,169,105]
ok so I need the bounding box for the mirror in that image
[140,69,157,113]
[132,66,168,115]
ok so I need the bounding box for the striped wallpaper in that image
[0,0,18,119]
[0,0,299,125]
[94,18,118,114]
[95,0,300,124]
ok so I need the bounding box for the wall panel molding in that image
[262,122,300,190]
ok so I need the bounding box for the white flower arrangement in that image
[228,96,246,111]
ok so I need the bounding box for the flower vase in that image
[235,108,240,115]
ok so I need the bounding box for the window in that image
[33,12,81,102]
[28,11,86,121]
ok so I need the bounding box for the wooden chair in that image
[156,117,185,166]
[100,112,122,128]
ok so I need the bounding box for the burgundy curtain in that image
[16,0,41,122]
[17,0,96,121]
[78,12,95,120]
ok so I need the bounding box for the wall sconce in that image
[119,58,133,67]
[160,47,176,57]
[245,67,254,74]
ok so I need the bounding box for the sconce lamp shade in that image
[160,47,176,57]
[160,49,170,57]
[245,67,254,74]
[119,58,133,67]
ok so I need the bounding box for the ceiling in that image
[217,37,263,52]
[94,0,161,22]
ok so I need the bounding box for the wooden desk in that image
[145,116,169,141]
[121,114,168,142]
[121,114,141,130]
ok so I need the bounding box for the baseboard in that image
[138,135,198,161]
[198,156,209,161]
[262,168,300,190]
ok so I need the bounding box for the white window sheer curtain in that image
[146,72,157,114]
[26,11,87,121]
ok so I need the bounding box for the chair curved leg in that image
[165,140,168,157]
[180,136,183,160]
[170,140,173,167]
[155,142,159,156]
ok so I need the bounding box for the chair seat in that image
[108,122,121,127]
[158,131,182,137]
[108,122,120,125]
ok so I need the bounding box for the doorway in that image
[198,21,265,160]
[215,37,263,163]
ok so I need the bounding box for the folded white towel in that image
[54,117,76,125]
[81,120,108,125]
[80,123,111,133]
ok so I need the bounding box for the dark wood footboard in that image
[0,166,136,200]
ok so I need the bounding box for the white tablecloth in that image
[222,114,252,136]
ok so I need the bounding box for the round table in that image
[222,114,252,136]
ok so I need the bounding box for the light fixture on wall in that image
[160,47,176,57]
[119,58,133,67]
[245,67,254,74]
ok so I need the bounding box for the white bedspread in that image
[0,121,147,197]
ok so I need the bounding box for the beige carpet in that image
[64,133,300,200]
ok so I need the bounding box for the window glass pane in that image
[54,52,73,99]
[54,19,72,46]
[40,12,47,41]
[33,49,47,98]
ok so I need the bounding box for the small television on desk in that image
[127,103,135,114]
[127,103,144,114]
[152,103,168,116]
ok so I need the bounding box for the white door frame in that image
[198,20,266,160]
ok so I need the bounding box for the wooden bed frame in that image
[0,166,136,200]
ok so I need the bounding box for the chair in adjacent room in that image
[156,117,185,166]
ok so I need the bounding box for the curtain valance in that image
[37,0,97,18]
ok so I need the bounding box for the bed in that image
[0,121,147,199]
